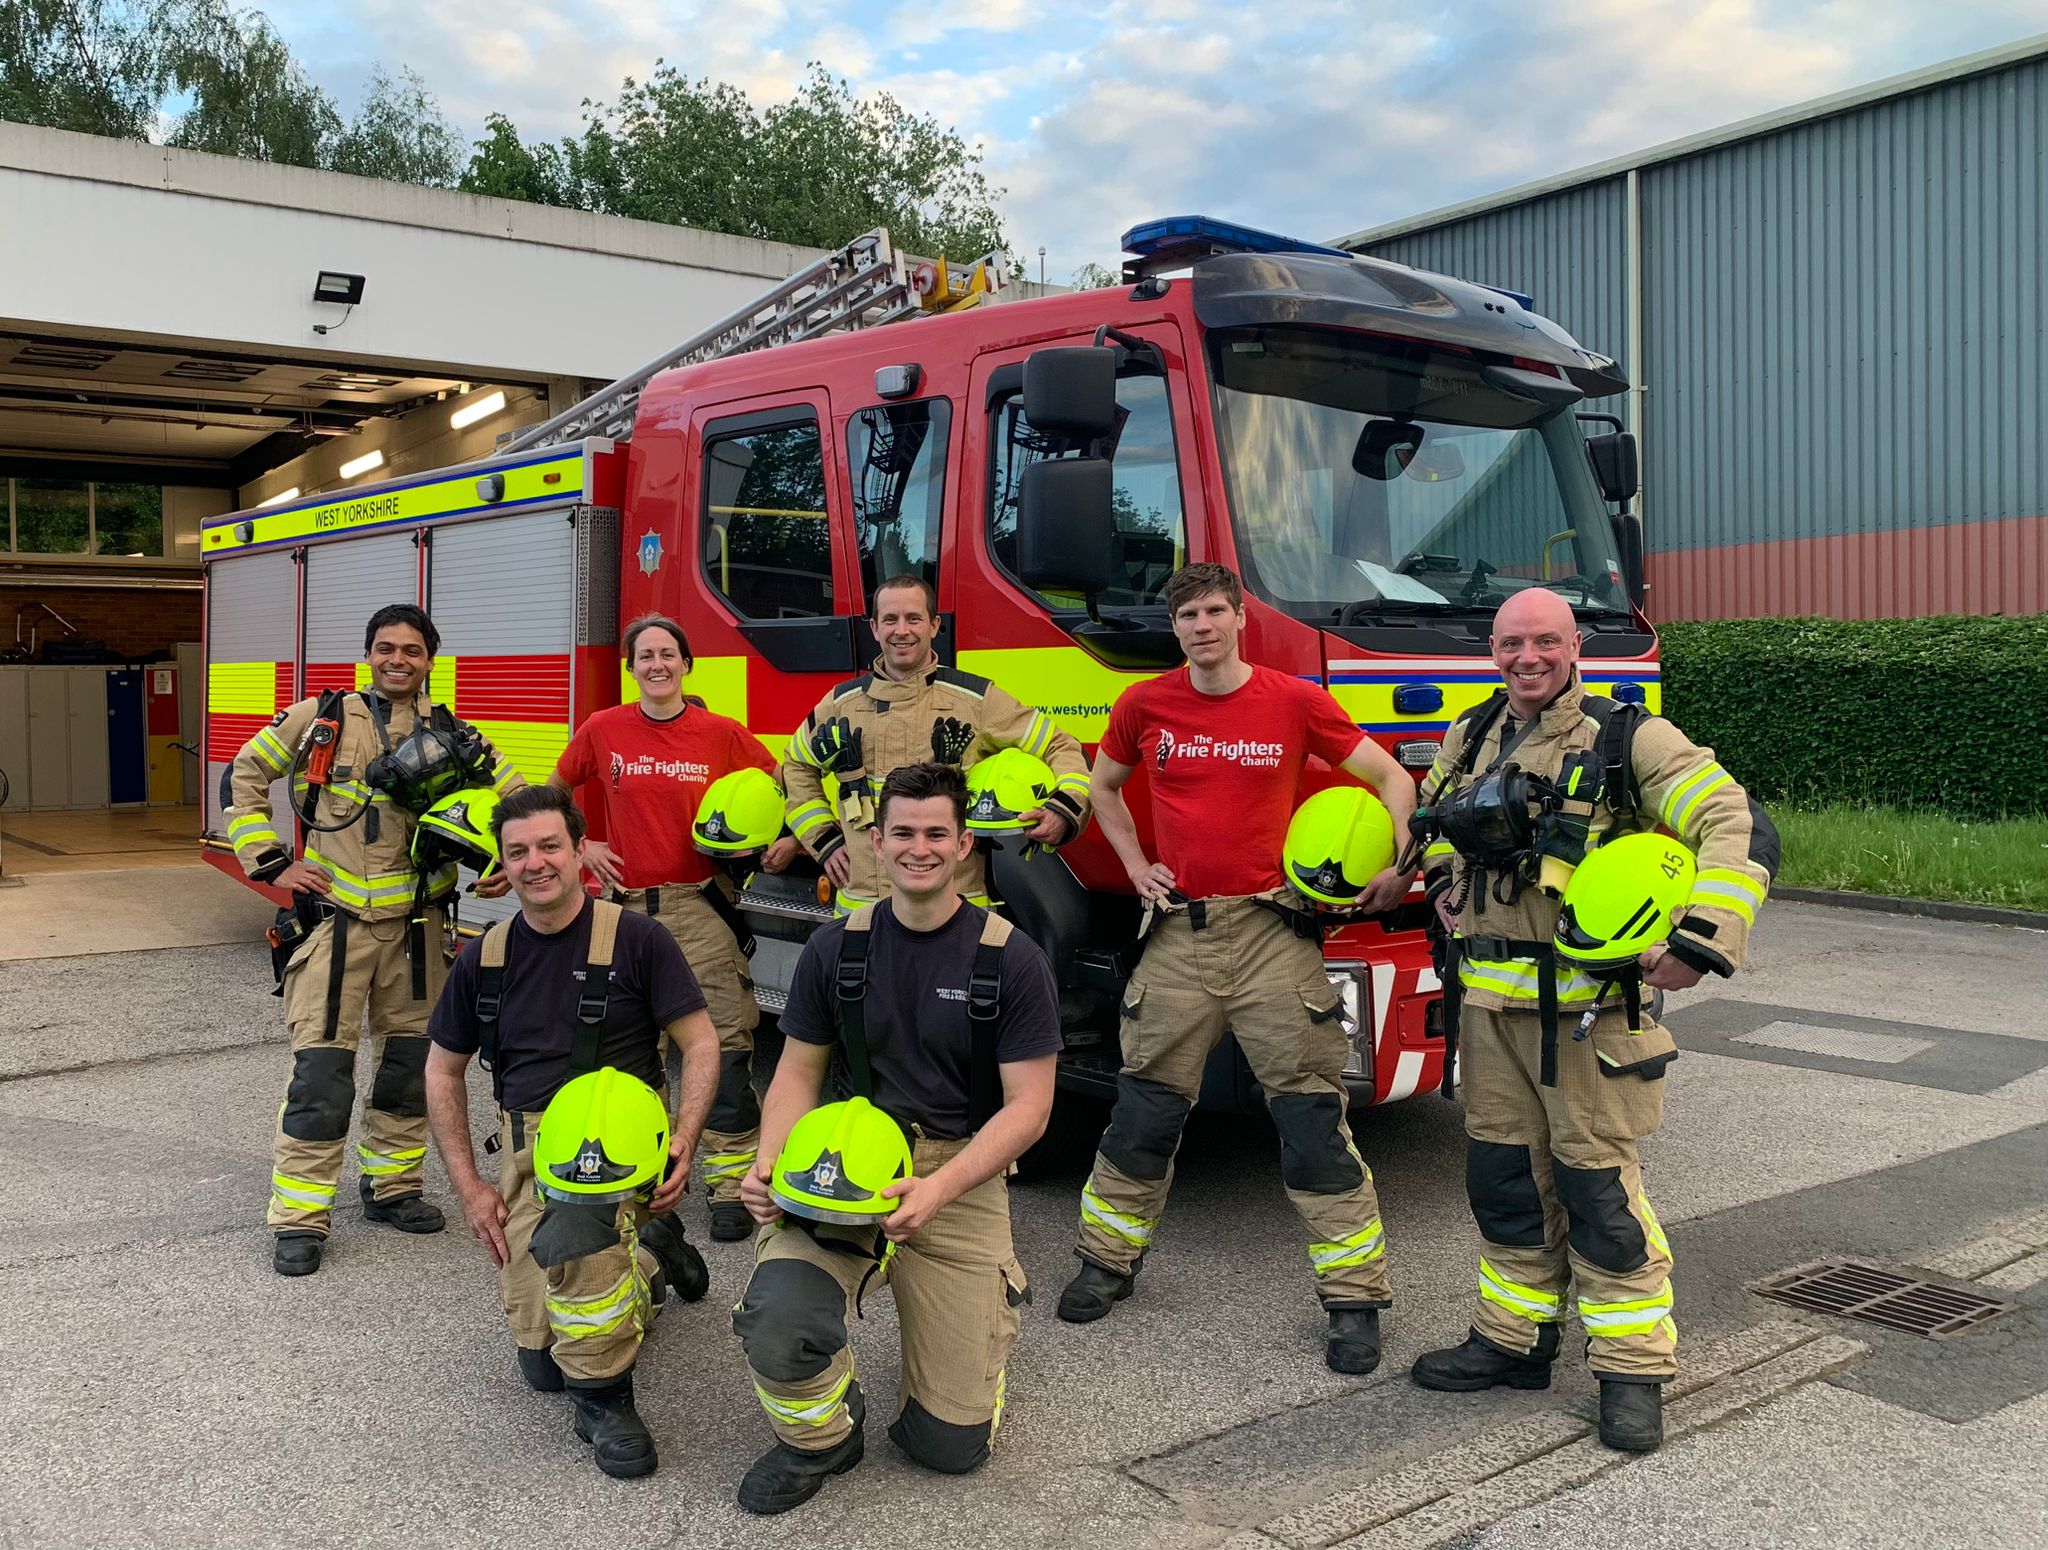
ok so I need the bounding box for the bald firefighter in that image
[782,574,1091,913]
[1408,587,1778,1451]
[224,602,523,1276]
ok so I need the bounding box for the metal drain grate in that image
[1753,1260,2017,1338]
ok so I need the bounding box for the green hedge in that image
[1657,615,2048,819]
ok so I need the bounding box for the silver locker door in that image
[429,507,577,931]
[205,549,299,834]
[28,669,69,810]
[66,668,109,808]
[0,667,28,809]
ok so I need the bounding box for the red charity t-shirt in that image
[1100,664,1363,900]
[555,703,775,888]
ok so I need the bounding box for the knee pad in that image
[1466,1141,1547,1247]
[888,1397,992,1475]
[281,1047,357,1142]
[708,1048,761,1134]
[1098,1074,1190,1182]
[1270,1091,1364,1194]
[1551,1159,1648,1273]
[731,1258,848,1382]
[369,1036,429,1118]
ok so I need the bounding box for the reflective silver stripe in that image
[754,1368,852,1426]
[546,1272,641,1338]
[1308,1221,1386,1273]
[1579,1283,1674,1334]
[356,1144,426,1176]
[1479,1257,1562,1320]
[271,1174,336,1210]
[1080,1181,1155,1247]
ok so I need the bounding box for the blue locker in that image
[106,669,147,806]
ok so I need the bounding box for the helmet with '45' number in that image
[1283,786,1397,905]
[771,1097,913,1224]
[533,1067,671,1205]
[1553,832,1697,973]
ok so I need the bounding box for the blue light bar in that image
[1120,215,1353,269]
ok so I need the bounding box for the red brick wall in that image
[0,580,201,661]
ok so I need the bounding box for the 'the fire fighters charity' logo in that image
[1155,730,1176,771]
[609,751,626,791]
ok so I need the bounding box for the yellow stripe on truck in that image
[208,661,279,716]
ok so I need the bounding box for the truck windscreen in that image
[1206,327,1632,624]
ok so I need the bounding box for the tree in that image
[459,111,573,206]
[1071,262,1121,290]
[331,65,461,186]
[0,0,166,138]
[560,62,1009,262]
[163,0,338,168]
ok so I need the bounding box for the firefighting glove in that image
[809,716,865,779]
[930,716,974,764]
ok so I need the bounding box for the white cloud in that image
[257,0,2048,281]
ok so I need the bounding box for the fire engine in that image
[200,216,1657,1113]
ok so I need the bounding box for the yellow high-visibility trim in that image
[1080,1180,1156,1248]
[754,1366,852,1427]
[356,1144,426,1176]
[1579,1282,1675,1336]
[1661,762,1733,835]
[271,1173,336,1210]
[251,726,293,770]
[1309,1221,1386,1274]
[1639,1194,1671,1259]
[546,1270,643,1339]
[1690,869,1765,924]
[1479,1257,1562,1321]
[1457,956,1606,1004]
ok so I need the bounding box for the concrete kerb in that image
[1770,887,2048,931]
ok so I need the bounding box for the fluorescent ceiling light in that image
[339,449,384,480]
[449,389,507,430]
[256,487,301,508]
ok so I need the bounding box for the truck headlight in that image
[1327,963,1370,1077]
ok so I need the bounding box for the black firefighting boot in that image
[737,1384,866,1515]
[517,1346,565,1393]
[1057,1260,1135,1323]
[571,1373,658,1478]
[272,1231,324,1277]
[1410,1325,1559,1391]
[1326,1308,1382,1375]
[639,1211,709,1303]
[710,1200,756,1242]
[1598,1380,1664,1452]
[359,1182,446,1234]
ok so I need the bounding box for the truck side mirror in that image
[1585,431,1639,505]
[1610,509,1646,608]
[1018,458,1114,597]
[1024,347,1117,440]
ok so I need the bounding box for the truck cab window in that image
[702,415,832,619]
[848,398,949,603]
[990,373,1186,610]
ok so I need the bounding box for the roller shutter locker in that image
[203,549,298,834]
[429,508,578,929]
[303,533,419,691]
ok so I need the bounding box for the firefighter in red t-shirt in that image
[1057,563,1418,1376]
[553,615,800,1242]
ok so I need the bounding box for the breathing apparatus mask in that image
[1412,746,1612,908]
[365,705,494,815]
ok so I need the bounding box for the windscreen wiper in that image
[1335,598,1450,626]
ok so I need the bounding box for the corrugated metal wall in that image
[1360,51,2048,620]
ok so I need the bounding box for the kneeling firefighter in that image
[424,784,720,1479]
[224,602,524,1277]
[1405,588,1778,1452]
[730,762,1061,1516]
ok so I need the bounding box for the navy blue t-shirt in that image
[430,900,704,1112]
[781,901,1062,1139]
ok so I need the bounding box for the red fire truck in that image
[200,216,1657,1113]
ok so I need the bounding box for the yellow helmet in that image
[771,1097,913,1225]
[693,767,786,857]
[1554,832,1697,972]
[1283,786,1397,905]
[964,748,1056,832]
[532,1067,671,1204]
[410,786,501,878]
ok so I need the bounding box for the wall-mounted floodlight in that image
[449,389,507,430]
[338,449,384,480]
[313,271,366,305]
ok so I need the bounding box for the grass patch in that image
[1774,805,2048,912]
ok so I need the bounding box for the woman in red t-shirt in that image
[552,615,797,1242]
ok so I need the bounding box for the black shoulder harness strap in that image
[1579,694,1647,821]
[475,899,623,1108]
[836,904,1013,1130]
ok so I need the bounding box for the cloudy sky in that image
[262,0,2048,277]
